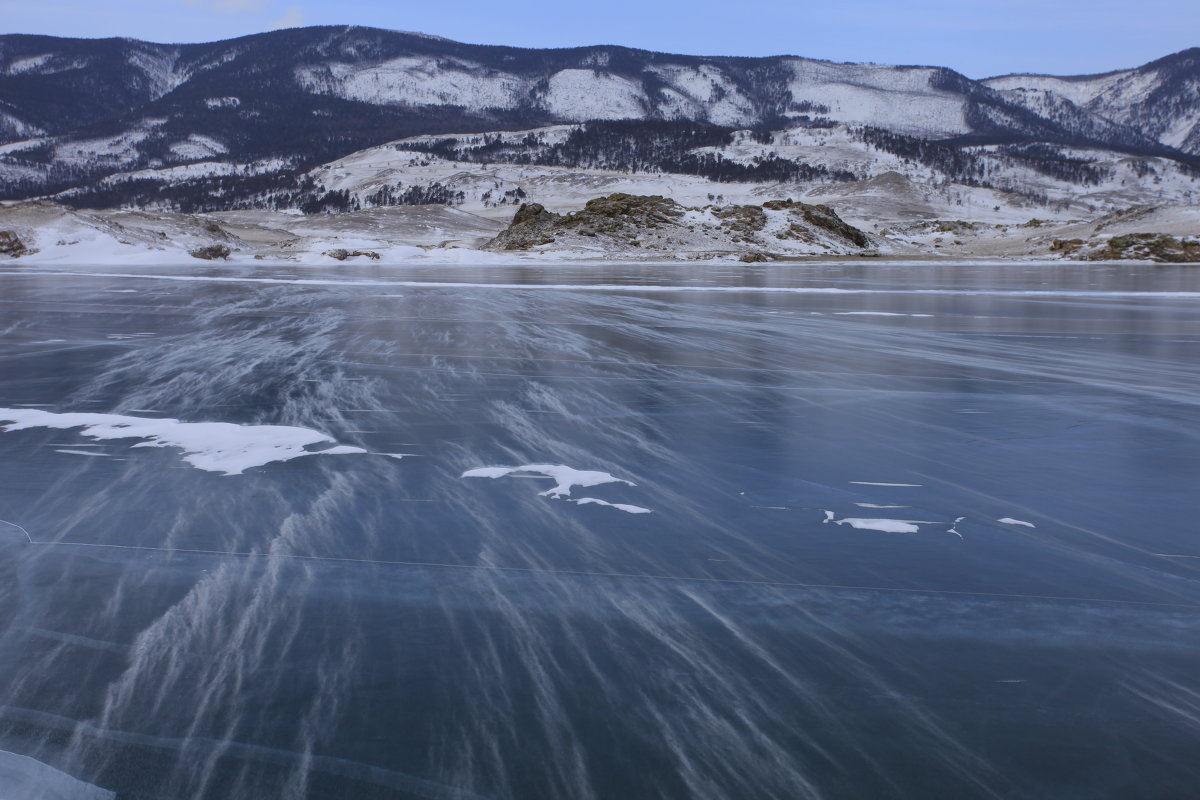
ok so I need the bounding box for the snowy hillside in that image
[4,194,1197,265]
[1,27,1198,211]
[285,123,1200,218]
[983,48,1200,155]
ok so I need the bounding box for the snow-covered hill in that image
[983,48,1200,155]
[270,123,1200,219]
[1,27,1197,211]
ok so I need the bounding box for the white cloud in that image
[268,5,304,29]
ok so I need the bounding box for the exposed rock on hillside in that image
[189,244,232,260]
[485,194,875,258]
[0,231,29,258]
[1052,233,1200,262]
[324,249,381,260]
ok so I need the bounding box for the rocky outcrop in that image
[485,194,874,258]
[0,231,29,258]
[324,249,381,260]
[1052,234,1200,262]
[189,244,232,260]
[758,199,872,248]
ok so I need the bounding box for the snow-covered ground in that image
[5,125,1199,270]
[3,194,1198,267]
[0,191,1195,267]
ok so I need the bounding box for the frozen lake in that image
[0,259,1198,799]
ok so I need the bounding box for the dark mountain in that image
[0,27,1196,209]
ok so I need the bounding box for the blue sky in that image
[7,0,1199,78]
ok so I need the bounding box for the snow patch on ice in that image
[0,408,391,476]
[572,497,652,514]
[849,481,923,487]
[823,510,943,534]
[462,464,635,498]
[947,516,966,539]
[54,449,112,458]
[829,516,921,534]
[462,463,650,511]
[833,312,933,317]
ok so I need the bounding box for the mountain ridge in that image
[1,27,1197,212]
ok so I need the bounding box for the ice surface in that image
[8,272,1200,301]
[0,409,378,475]
[998,517,1036,528]
[0,749,114,800]
[1,256,1198,799]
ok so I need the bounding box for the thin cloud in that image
[268,5,304,30]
